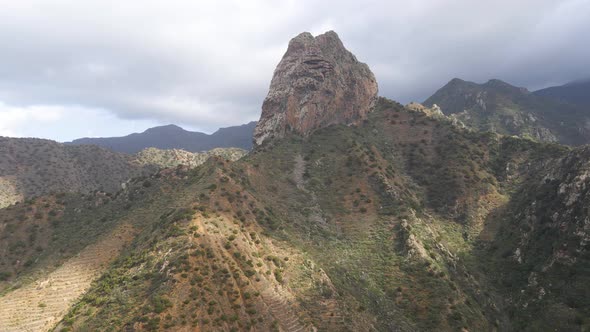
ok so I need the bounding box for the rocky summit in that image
[253,31,378,146]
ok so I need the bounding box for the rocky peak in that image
[424,78,531,115]
[253,31,378,146]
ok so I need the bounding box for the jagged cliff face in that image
[253,31,378,146]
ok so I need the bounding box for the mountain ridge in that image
[67,121,257,153]
[28,96,585,331]
[534,79,590,108]
[424,77,590,145]
[0,136,247,208]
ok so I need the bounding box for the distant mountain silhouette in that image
[66,122,257,153]
[534,79,590,107]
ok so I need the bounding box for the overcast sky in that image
[0,0,588,142]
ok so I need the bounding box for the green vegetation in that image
[2,98,588,331]
[424,78,590,146]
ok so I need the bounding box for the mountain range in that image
[0,31,589,332]
[65,78,590,153]
[0,137,246,209]
[423,78,590,145]
[67,121,257,153]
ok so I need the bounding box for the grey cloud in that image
[0,0,588,133]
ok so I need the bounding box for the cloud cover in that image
[0,0,588,140]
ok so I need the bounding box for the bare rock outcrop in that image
[405,102,445,118]
[253,31,378,146]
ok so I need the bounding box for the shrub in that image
[152,296,173,313]
[274,270,283,283]
[448,311,463,321]
[146,317,161,331]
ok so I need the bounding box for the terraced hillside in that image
[49,160,357,331]
[1,98,571,331]
[0,223,135,331]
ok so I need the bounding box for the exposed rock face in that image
[135,147,247,169]
[405,102,445,118]
[253,31,378,146]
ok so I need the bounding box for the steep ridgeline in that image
[253,31,378,145]
[0,137,247,208]
[534,79,590,108]
[423,78,590,145]
[1,162,327,332]
[68,121,257,153]
[37,97,588,332]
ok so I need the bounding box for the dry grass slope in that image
[0,223,135,332]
